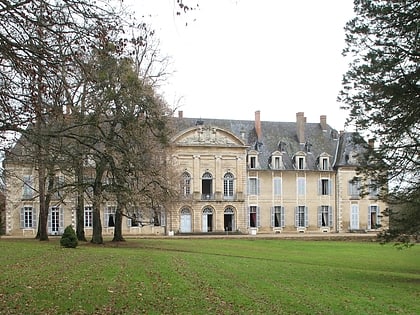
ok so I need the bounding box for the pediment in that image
[172,125,246,146]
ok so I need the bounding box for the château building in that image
[3,111,387,236]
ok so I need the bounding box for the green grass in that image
[0,238,419,314]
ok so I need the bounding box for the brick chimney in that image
[178,110,183,118]
[320,115,327,131]
[296,112,305,144]
[255,110,262,141]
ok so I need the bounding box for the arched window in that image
[181,172,191,196]
[202,172,213,199]
[180,208,192,233]
[223,172,234,198]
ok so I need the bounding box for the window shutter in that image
[317,206,322,227]
[104,211,108,228]
[32,208,37,228]
[281,207,285,227]
[328,180,332,195]
[246,207,250,227]
[305,207,309,227]
[48,208,52,228]
[247,179,250,195]
[377,206,380,225]
[257,206,261,227]
[270,207,274,227]
[60,208,64,229]
[20,208,25,228]
[294,207,298,227]
[368,205,372,228]
[127,218,132,227]
[328,206,333,227]
[318,180,322,195]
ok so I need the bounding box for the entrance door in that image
[202,207,213,232]
[180,208,192,233]
[224,207,235,231]
[350,204,359,230]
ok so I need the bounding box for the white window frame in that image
[20,206,36,229]
[104,205,116,228]
[22,175,34,199]
[181,172,191,196]
[248,205,260,227]
[84,205,93,228]
[48,206,64,234]
[248,177,260,196]
[297,177,306,196]
[368,205,381,229]
[349,178,361,198]
[223,172,234,198]
[295,206,308,228]
[319,179,331,196]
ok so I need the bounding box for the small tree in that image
[60,225,78,248]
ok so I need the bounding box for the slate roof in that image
[172,116,347,171]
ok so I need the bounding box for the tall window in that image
[22,175,34,199]
[202,172,213,199]
[48,206,63,233]
[53,176,64,199]
[84,206,93,227]
[223,172,234,198]
[181,172,191,196]
[104,205,116,228]
[368,205,380,229]
[318,206,333,227]
[250,156,257,168]
[273,177,282,196]
[349,178,361,198]
[319,179,331,195]
[272,206,285,228]
[297,177,306,196]
[295,206,308,228]
[20,206,36,228]
[368,180,379,198]
[248,177,259,195]
[248,206,259,227]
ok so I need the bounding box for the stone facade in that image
[3,111,387,236]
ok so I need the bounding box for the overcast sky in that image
[126,0,355,131]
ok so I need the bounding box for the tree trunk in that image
[90,165,104,244]
[75,163,87,241]
[36,163,49,241]
[112,207,125,242]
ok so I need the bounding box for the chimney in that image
[296,112,305,144]
[320,115,327,131]
[178,110,183,118]
[255,110,262,141]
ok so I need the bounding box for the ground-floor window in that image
[48,206,64,233]
[224,207,235,231]
[202,207,213,232]
[318,206,333,227]
[368,205,380,229]
[295,206,308,228]
[20,206,36,228]
[271,206,285,228]
[180,208,192,233]
[350,204,359,230]
[84,206,93,227]
[248,206,260,228]
[104,205,116,228]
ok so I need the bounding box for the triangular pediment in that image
[172,125,246,146]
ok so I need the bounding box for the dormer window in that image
[294,153,306,170]
[248,150,259,169]
[270,151,283,170]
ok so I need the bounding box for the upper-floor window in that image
[297,177,306,196]
[248,177,260,195]
[294,154,306,170]
[270,151,283,170]
[319,179,332,196]
[273,177,282,196]
[202,172,213,199]
[181,172,191,196]
[368,180,379,198]
[22,175,34,199]
[223,172,234,198]
[320,157,330,170]
[250,156,257,168]
[349,178,361,198]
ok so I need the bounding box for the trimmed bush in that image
[60,225,78,248]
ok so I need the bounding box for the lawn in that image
[0,238,419,314]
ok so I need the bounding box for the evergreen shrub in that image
[60,225,78,248]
